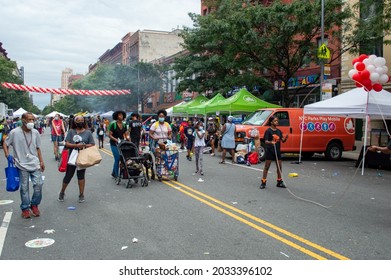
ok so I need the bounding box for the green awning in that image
[187,93,225,115]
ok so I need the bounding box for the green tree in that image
[0,56,40,113]
[175,0,352,106]
[70,62,162,112]
[177,0,391,107]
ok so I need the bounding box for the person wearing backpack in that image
[108,111,128,178]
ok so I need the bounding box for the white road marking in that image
[0,212,13,257]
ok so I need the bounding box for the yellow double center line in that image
[99,147,349,260]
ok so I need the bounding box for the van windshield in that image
[242,110,272,125]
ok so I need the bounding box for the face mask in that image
[199,126,204,131]
[158,117,165,123]
[26,122,34,130]
[76,122,84,128]
[54,117,59,120]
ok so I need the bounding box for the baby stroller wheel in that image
[158,176,162,182]
[142,178,148,187]
[174,174,178,181]
[126,180,132,188]
[116,177,121,185]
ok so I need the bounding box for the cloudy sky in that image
[0,0,200,109]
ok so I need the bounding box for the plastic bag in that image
[5,155,20,192]
[68,149,78,166]
[58,149,69,172]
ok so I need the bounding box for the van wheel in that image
[325,142,342,160]
[302,152,314,159]
[258,143,266,162]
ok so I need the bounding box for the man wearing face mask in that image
[3,112,45,219]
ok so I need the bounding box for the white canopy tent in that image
[304,87,391,174]
[45,111,68,118]
[12,107,27,118]
[13,108,38,118]
[100,110,114,119]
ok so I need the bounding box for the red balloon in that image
[358,54,369,62]
[360,70,370,80]
[355,62,366,71]
[352,58,360,66]
[364,85,373,92]
[352,73,361,82]
[355,82,363,88]
[373,83,383,92]
[362,79,372,91]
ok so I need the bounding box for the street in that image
[0,129,390,260]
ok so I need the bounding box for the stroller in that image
[115,141,149,188]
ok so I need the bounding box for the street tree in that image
[176,0,391,107]
[70,63,162,112]
[0,56,40,114]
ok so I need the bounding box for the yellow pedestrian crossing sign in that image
[318,43,330,59]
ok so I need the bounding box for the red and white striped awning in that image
[1,82,131,96]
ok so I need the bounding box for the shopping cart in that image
[155,149,179,181]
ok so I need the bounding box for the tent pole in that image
[299,111,305,164]
[362,115,369,175]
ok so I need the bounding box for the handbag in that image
[68,149,78,166]
[5,156,20,192]
[58,149,69,172]
[76,145,102,168]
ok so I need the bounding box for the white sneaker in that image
[210,153,215,156]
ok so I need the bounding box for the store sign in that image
[274,74,319,90]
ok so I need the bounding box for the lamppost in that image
[320,0,325,100]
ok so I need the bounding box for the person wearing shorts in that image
[260,115,288,189]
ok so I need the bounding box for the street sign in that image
[318,44,330,59]
[324,63,331,76]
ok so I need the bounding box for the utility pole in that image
[320,0,325,101]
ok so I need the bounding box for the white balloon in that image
[370,72,380,83]
[382,66,388,74]
[363,58,372,66]
[379,74,389,84]
[348,69,358,78]
[366,64,376,73]
[369,54,377,62]
[374,57,386,67]
[375,67,384,74]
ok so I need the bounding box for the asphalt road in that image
[0,129,390,260]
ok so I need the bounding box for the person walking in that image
[260,115,289,189]
[3,112,45,218]
[206,117,218,156]
[149,110,172,151]
[108,111,128,178]
[58,116,95,203]
[128,112,143,149]
[51,113,66,160]
[219,115,236,164]
[193,121,206,175]
[184,120,195,161]
[96,122,105,149]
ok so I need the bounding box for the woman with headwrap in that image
[219,115,236,164]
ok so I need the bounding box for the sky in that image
[0,0,200,109]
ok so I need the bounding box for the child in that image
[260,115,289,189]
[194,121,206,175]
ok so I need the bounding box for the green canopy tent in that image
[187,93,225,116]
[172,95,209,115]
[206,88,281,114]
